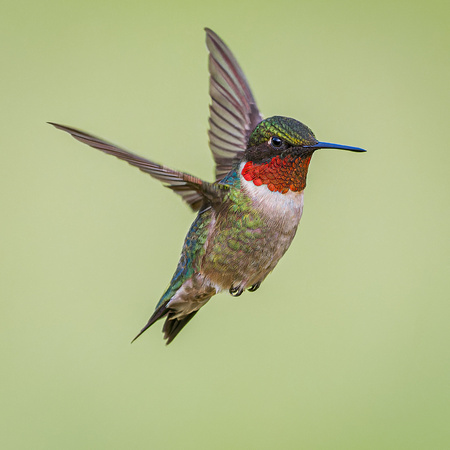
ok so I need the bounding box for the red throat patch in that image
[241,155,312,194]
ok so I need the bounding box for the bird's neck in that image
[241,154,312,193]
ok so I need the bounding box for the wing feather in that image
[49,122,205,211]
[205,28,263,181]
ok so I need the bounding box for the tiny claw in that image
[229,285,244,297]
[248,282,261,292]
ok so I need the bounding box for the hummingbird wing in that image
[49,122,207,211]
[205,28,263,182]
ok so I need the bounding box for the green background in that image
[2,0,449,448]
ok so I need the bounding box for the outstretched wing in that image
[205,28,263,182]
[49,122,205,211]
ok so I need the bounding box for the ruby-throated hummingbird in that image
[50,28,365,344]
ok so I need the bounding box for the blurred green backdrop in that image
[2,0,449,449]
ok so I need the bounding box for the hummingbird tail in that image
[132,268,216,344]
[131,305,169,343]
[163,311,199,345]
[131,304,200,345]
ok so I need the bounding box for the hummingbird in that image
[50,28,365,344]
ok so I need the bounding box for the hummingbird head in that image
[241,116,365,194]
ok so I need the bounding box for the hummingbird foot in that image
[229,285,244,297]
[248,282,261,292]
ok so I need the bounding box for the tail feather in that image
[163,311,199,345]
[131,258,215,344]
[131,303,201,345]
[131,304,169,343]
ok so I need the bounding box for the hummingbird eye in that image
[270,136,283,149]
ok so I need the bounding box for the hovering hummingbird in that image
[50,28,365,344]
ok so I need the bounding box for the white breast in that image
[239,162,305,232]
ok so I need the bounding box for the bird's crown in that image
[248,116,318,149]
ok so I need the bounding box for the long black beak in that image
[307,141,366,152]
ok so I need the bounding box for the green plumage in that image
[249,116,317,147]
